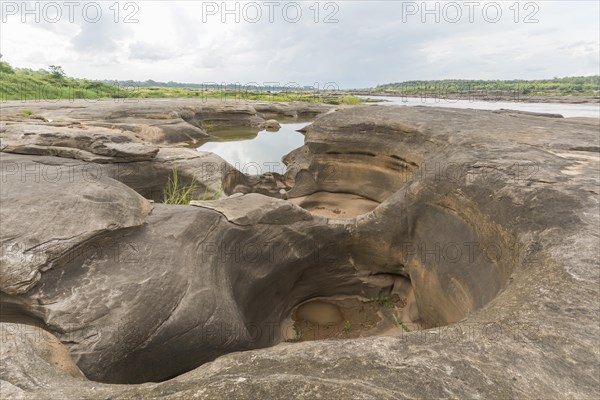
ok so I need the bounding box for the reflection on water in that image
[197,117,312,175]
[364,96,600,118]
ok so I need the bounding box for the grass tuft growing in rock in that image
[163,166,197,205]
[199,183,222,201]
[163,166,222,205]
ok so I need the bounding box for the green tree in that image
[48,65,66,79]
[0,61,14,74]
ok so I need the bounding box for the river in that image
[363,95,600,118]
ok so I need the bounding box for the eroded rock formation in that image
[1,100,598,399]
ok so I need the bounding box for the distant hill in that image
[0,61,312,101]
[3,60,597,101]
[372,77,600,96]
[0,61,358,104]
[99,79,314,92]
[0,61,122,101]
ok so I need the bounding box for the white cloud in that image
[1,0,598,87]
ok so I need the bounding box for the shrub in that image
[0,61,14,74]
[340,95,362,105]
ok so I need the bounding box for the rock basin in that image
[1,100,598,399]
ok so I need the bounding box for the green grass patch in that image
[163,166,198,205]
[163,166,222,205]
[322,95,363,105]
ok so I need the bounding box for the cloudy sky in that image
[1,1,598,88]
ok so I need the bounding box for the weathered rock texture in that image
[0,156,152,295]
[1,101,599,399]
[0,99,332,201]
[0,99,334,150]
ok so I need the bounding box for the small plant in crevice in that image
[20,109,33,117]
[392,310,410,332]
[163,165,197,205]
[364,295,394,309]
[343,320,352,334]
[199,182,222,201]
[294,326,302,341]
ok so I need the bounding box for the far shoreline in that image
[351,92,600,105]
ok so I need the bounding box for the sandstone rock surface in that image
[0,99,334,151]
[262,119,281,131]
[1,102,598,399]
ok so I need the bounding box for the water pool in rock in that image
[196,118,312,175]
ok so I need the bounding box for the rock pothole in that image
[289,191,380,218]
[281,294,419,342]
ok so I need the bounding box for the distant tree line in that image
[0,61,342,102]
[99,79,315,92]
[2,59,598,100]
[373,77,600,96]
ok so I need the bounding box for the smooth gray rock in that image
[0,99,333,153]
[262,119,281,131]
[100,147,231,202]
[0,153,152,295]
[190,193,314,225]
[0,121,159,162]
[252,101,335,118]
[0,103,598,399]
[0,323,85,389]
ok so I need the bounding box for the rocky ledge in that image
[1,100,598,399]
[0,98,334,150]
